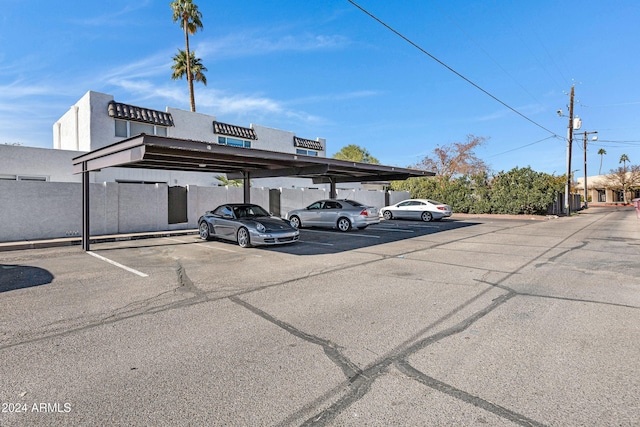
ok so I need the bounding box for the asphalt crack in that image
[229,296,361,380]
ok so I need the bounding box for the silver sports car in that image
[198,203,299,248]
[285,199,379,232]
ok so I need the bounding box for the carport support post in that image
[243,172,251,203]
[329,177,336,199]
[82,163,90,251]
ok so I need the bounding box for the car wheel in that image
[383,210,393,220]
[199,222,211,240]
[421,211,433,222]
[337,217,352,232]
[289,215,301,229]
[237,227,251,248]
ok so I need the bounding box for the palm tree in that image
[215,175,243,187]
[171,49,207,88]
[171,0,203,112]
[597,148,606,175]
[619,153,630,172]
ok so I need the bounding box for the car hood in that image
[241,217,295,231]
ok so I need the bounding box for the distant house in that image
[575,174,640,205]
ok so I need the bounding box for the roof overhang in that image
[72,134,434,183]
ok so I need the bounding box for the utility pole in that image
[565,86,575,215]
[582,130,598,209]
[583,131,588,209]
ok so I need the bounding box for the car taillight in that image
[437,206,446,211]
[360,209,368,216]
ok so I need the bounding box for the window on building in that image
[17,175,48,181]
[614,190,625,202]
[115,120,128,137]
[218,136,251,148]
[115,119,169,138]
[130,122,154,136]
[296,149,318,156]
[597,189,606,202]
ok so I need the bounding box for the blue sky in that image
[1,0,639,176]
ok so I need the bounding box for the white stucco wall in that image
[47,91,335,190]
[53,91,116,151]
[251,123,326,156]
[87,91,120,151]
[0,145,84,182]
[92,167,224,187]
[251,124,296,154]
[167,107,218,142]
[0,179,406,242]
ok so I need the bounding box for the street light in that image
[582,131,598,209]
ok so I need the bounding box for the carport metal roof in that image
[72,134,434,250]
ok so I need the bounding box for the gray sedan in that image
[198,203,299,248]
[285,199,380,232]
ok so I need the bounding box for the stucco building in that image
[44,90,328,189]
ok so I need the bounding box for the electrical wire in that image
[346,0,561,138]
[486,136,557,158]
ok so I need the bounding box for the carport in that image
[72,134,433,251]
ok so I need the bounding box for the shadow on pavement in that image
[0,265,54,293]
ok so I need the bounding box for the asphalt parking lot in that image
[1,207,639,426]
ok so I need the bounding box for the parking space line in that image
[299,240,334,246]
[302,229,380,239]
[164,237,238,253]
[87,251,149,277]
[370,227,415,233]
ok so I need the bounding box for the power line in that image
[487,136,558,158]
[347,0,560,137]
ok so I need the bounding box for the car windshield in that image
[343,200,365,207]
[233,205,270,219]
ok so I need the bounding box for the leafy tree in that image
[490,166,563,215]
[391,135,489,210]
[390,173,491,213]
[597,148,606,175]
[171,0,203,112]
[171,49,208,87]
[215,175,243,187]
[332,144,380,164]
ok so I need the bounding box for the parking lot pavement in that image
[0,207,639,426]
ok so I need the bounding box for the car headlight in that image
[256,222,266,232]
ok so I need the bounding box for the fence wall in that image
[0,180,410,242]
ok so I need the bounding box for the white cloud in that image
[196,32,350,60]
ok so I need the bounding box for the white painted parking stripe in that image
[302,229,380,239]
[164,237,237,252]
[299,240,334,246]
[370,227,415,233]
[87,251,148,277]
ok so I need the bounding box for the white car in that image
[380,199,452,222]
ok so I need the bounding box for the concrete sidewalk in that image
[0,229,199,252]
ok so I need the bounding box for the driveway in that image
[0,207,638,426]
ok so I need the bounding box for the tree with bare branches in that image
[604,161,640,204]
[412,135,488,188]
